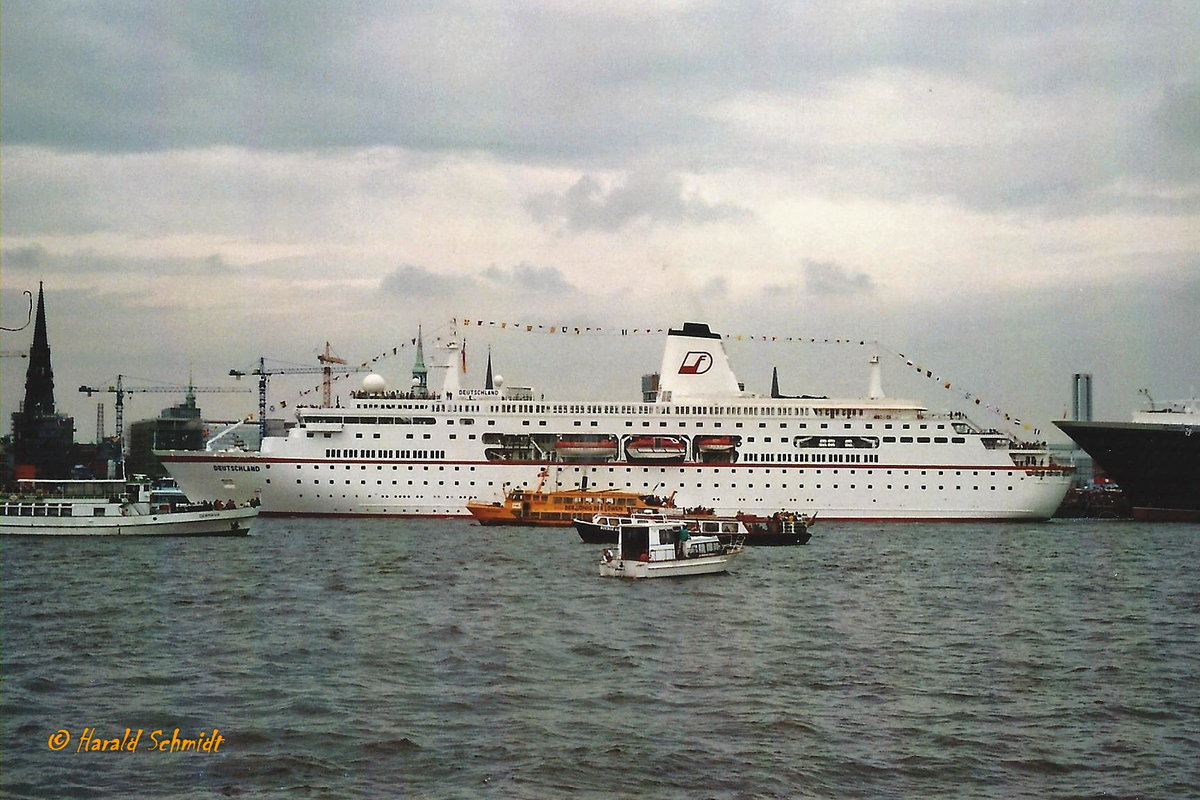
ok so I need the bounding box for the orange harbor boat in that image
[466,469,684,527]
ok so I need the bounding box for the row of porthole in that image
[297,479,1015,492]
[287,463,1008,478]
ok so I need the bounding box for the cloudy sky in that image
[2,1,1197,442]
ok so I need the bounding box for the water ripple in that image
[3,519,1199,798]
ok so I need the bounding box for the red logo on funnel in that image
[679,351,713,375]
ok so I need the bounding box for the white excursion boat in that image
[598,518,746,579]
[157,322,1073,521]
[1,477,258,536]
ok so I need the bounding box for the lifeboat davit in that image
[625,436,687,461]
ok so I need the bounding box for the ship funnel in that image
[867,354,885,399]
[431,339,462,400]
[655,322,743,402]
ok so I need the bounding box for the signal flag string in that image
[282,316,1041,437]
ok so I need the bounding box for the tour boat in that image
[576,509,812,546]
[598,517,746,578]
[466,469,678,526]
[1,477,257,536]
[157,322,1072,521]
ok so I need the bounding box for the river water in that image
[2,518,1198,799]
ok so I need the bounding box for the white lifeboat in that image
[625,436,687,461]
[555,436,619,460]
[695,435,737,453]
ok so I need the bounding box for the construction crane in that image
[230,342,370,442]
[79,375,253,478]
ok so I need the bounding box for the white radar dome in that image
[362,373,388,394]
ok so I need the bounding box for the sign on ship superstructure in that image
[157,322,1073,520]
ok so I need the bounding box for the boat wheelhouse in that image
[597,518,745,579]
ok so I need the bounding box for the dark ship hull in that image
[1055,420,1200,521]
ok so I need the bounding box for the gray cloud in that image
[480,263,574,294]
[804,261,875,296]
[2,244,237,276]
[525,171,751,232]
[3,2,1196,215]
[380,264,463,298]
[380,262,575,300]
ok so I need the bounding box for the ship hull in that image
[1055,420,1200,521]
[157,450,1070,522]
[0,506,256,536]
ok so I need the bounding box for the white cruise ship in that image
[156,322,1072,520]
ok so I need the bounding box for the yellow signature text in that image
[46,728,224,753]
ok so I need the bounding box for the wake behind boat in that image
[598,518,746,579]
[1,477,258,536]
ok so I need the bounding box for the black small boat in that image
[575,510,812,546]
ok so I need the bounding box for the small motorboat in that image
[597,518,745,579]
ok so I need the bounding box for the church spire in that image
[411,325,428,394]
[11,282,76,479]
[23,282,56,417]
